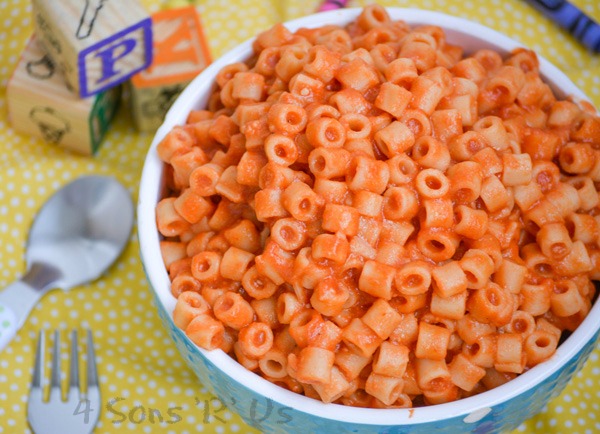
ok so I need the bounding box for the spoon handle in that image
[0,281,43,351]
[0,263,61,351]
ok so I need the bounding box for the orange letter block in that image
[129,6,211,132]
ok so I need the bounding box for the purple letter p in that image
[95,38,137,83]
[78,18,152,97]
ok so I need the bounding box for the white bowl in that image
[138,8,600,433]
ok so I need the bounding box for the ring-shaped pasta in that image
[340,113,372,140]
[308,147,351,179]
[213,292,255,330]
[242,265,278,300]
[417,228,460,262]
[306,116,346,148]
[190,251,221,282]
[387,154,418,185]
[238,322,274,359]
[415,168,450,199]
[258,348,289,379]
[412,135,450,171]
[271,218,307,251]
[264,134,299,166]
[395,261,431,295]
[268,103,308,135]
[357,3,390,30]
[400,109,432,138]
[173,291,210,330]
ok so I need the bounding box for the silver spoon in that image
[0,175,134,351]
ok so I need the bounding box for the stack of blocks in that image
[7,1,211,155]
[7,36,122,155]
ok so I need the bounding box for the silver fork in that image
[27,329,101,434]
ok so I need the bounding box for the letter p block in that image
[80,19,153,97]
[32,0,153,98]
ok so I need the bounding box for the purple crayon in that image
[524,0,600,53]
[318,0,349,12]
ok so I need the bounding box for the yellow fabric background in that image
[0,0,599,432]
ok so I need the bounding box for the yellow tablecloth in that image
[1,0,600,433]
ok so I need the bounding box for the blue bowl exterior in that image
[151,287,600,434]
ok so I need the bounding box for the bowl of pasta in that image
[138,5,600,434]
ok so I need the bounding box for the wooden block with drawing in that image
[7,36,121,155]
[31,0,153,98]
[129,6,211,132]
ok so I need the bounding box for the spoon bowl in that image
[0,175,134,350]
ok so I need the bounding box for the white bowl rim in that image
[138,7,600,426]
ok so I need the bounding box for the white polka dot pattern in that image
[0,0,599,433]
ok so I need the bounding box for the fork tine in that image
[86,329,98,389]
[49,330,62,400]
[31,330,45,390]
[69,329,80,396]
[28,329,101,434]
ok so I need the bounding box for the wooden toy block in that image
[7,36,121,156]
[31,0,153,98]
[129,6,211,132]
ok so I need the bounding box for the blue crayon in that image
[525,0,600,53]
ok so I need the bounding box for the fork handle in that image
[0,263,61,351]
